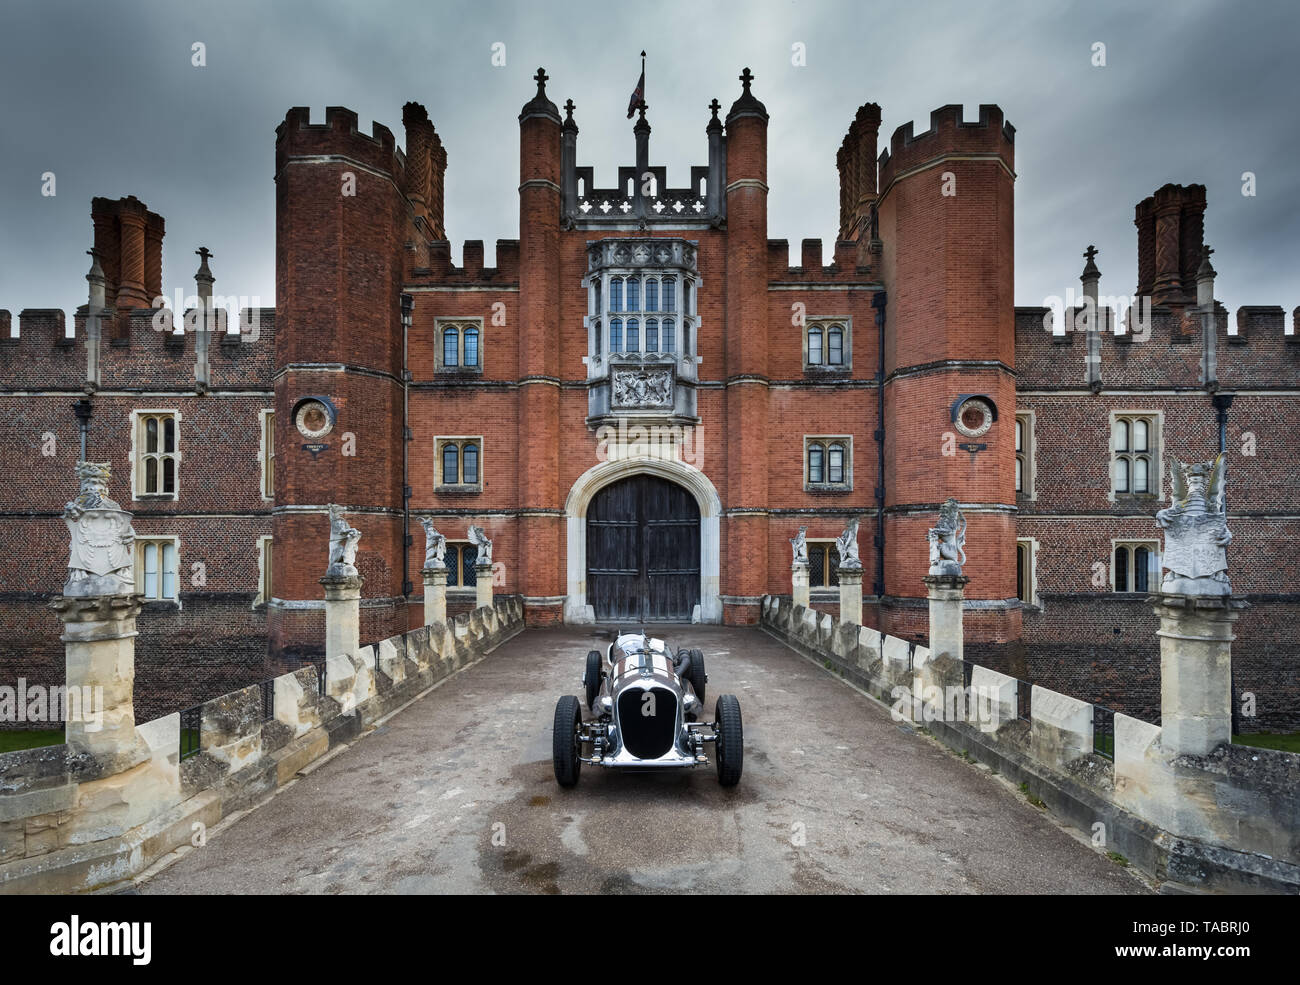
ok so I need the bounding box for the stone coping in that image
[0,596,526,893]
[758,594,1299,894]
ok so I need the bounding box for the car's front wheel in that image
[583,649,603,712]
[553,695,583,788]
[687,648,707,706]
[714,694,743,787]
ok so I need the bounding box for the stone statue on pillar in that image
[835,518,862,570]
[790,526,808,564]
[420,517,447,570]
[1156,454,1231,596]
[326,504,362,578]
[468,524,493,565]
[927,498,967,577]
[64,462,136,597]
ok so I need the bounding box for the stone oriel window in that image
[435,319,483,373]
[805,436,852,491]
[807,540,841,588]
[1111,413,1158,495]
[1113,540,1159,593]
[136,537,179,601]
[133,410,180,499]
[803,317,851,372]
[586,245,698,364]
[436,437,482,492]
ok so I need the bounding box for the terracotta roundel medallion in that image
[955,396,994,438]
[295,399,333,440]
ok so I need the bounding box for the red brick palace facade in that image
[2,68,1297,727]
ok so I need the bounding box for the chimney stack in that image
[402,102,447,241]
[837,103,881,245]
[1134,183,1206,308]
[90,195,165,339]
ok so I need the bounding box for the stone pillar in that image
[791,560,810,610]
[49,594,148,772]
[422,566,447,626]
[321,574,363,661]
[923,574,968,688]
[838,566,863,626]
[475,562,493,610]
[1152,594,1245,756]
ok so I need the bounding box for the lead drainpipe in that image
[401,294,414,600]
[872,290,887,598]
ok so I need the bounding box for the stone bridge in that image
[138,625,1140,894]
[2,477,1296,894]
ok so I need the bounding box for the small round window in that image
[294,399,333,440]
[955,397,994,438]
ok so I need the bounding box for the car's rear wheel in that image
[583,649,604,712]
[553,695,582,788]
[687,648,707,705]
[714,694,743,787]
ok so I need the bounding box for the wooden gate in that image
[587,475,700,622]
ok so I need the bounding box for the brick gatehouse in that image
[2,68,1297,728]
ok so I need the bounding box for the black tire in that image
[714,694,743,787]
[687,648,707,706]
[583,649,604,712]
[553,695,582,788]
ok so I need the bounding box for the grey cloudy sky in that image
[1,0,1296,323]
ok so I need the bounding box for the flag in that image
[626,67,644,118]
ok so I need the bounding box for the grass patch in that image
[1019,781,1046,809]
[0,729,64,754]
[1233,732,1300,754]
[1106,851,1130,868]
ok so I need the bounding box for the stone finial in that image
[927,498,967,577]
[835,518,862,570]
[467,524,493,565]
[195,246,214,290]
[1081,244,1100,282]
[519,67,560,123]
[727,66,768,122]
[790,525,808,565]
[326,504,362,578]
[1156,454,1232,595]
[420,516,447,570]
[63,461,137,597]
[86,249,106,312]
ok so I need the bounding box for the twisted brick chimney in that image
[1134,183,1206,308]
[90,195,165,338]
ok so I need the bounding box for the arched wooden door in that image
[586,474,700,622]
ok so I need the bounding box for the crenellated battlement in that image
[414,239,521,283]
[275,105,402,179]
[878,103,1015,189]
[1016,304,1300,347]
[765,239,871,281]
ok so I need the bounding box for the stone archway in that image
[564,457,722,624]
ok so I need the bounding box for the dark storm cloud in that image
[1,0,1295,325]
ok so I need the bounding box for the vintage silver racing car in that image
[552,632,743,788]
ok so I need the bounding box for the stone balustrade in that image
[0,597,525,894]
[759,594,1300,894]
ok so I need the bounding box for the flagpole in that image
[641,50,646,110]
